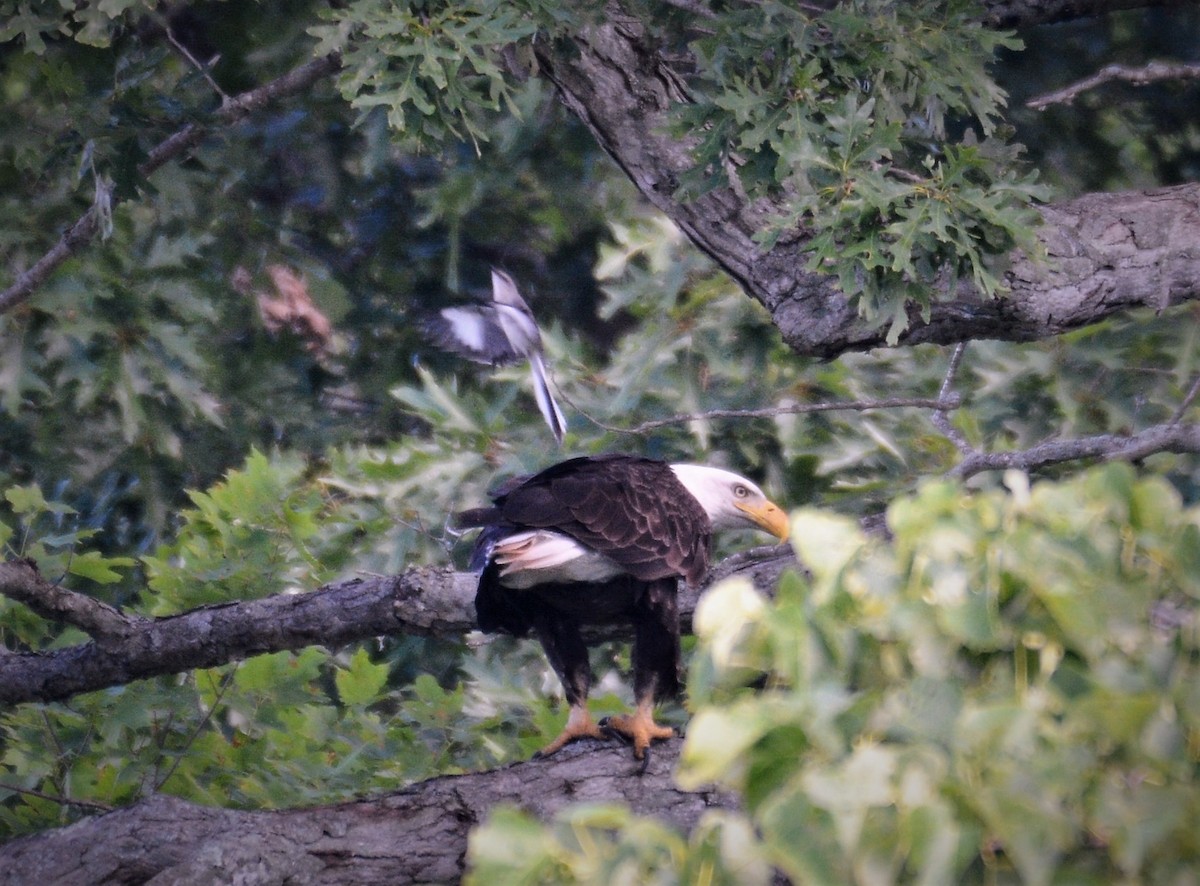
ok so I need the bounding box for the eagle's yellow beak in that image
[736,499,790,541]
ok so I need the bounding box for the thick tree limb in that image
[537,9,1200,360]
[0,547,795,708]
[0,560,470,707]
[0,53,341,317]
[0,737,730,885]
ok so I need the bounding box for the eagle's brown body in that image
[459,453,787,761]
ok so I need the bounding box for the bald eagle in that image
[422,268,567,444]
[458,454,789,761]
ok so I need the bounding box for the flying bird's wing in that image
[421,305,517,366]
[421,268,567,444]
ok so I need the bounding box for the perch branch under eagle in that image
[458,454,789,762]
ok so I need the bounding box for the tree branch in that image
[0,737,731,885]
[0,53,341,317]
[0,559,139,646]
[922,339,1200,477]
[950,421,1200,479]
[1169,372,1200,423]
[0,781,113,813]
[980,0,1199,28]
[537,8,1200,360]
[0,547,796,708]
[577,395,961,435]
[1027,59,1200,110]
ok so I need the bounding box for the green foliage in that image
[0,484,135,650]
[0,0,149,52]
[468,466,1199,883]
[467,804,771,886]
[317,0,1048,336]
[140,449,336,610]
[675,0,1047,333]
[3,0,1200,874]
[311,0,543,150]
[680,464,1198,884]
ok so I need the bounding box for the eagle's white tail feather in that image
[494,530,582,571]
[492,529,624,588]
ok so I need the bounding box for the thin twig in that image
[154,668,237,792]
[562,390,961,436]
[163,21,228,103]
[1169,372,1200,425]
[40,708,68,765]
[0,781,113,812]
[1027,60,1200,110]
[930,342,974,455]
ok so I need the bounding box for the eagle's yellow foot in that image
[533,703,609,758]
[598,701,674,761]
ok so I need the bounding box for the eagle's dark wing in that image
[467,454,712,585]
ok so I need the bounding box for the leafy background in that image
[1,0,1198,881]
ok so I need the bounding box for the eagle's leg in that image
[530,609,609,758]
[601,578,681,761]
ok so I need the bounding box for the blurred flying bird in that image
[423,268,567,444]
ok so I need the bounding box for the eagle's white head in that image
[669,464,790,540]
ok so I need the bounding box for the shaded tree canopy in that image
[2,1,1199,883]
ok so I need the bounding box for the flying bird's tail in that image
[529,352,567,445]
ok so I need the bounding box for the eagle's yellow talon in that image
[599,702,675,760]
[535,704,609,758]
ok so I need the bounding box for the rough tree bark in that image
[537,4,1200,359]
[0,737,727,885]
[0,548,795,707]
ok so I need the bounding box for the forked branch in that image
[929,349,1200,478]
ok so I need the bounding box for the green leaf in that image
[67,551,134,585]
[335,648,389,706]
[466,806,565,883]
[788,508,866,598]
[5,486,75,517]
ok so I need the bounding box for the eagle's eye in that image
[733,484,750,498]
